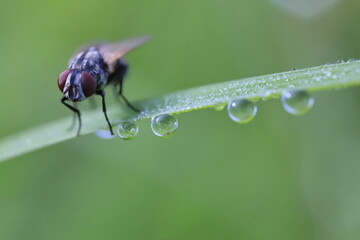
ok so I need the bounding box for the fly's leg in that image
[108,58,140,112]
[96,90,114,135]
[61,97,81,136]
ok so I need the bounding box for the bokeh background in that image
[1,0,360,239]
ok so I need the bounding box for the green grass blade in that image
[1,60,360,162]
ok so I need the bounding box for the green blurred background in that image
[1,0,360,239]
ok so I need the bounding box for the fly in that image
[57,36,150,136]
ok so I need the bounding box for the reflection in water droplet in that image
[227,99,257,123]
[281,90,314,115]
[151,114,178,137]
[117,121,138,140]
[95,130,116,140]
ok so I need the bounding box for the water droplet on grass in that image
[151,114,178,137]
[214,102,226,111]
[117,121,138,140]
[227,99,257,123]
[95,130,116,140]
[281,90,314,115]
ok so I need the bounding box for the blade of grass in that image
[1,60,360,162]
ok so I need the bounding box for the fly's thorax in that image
[68,46,109,88]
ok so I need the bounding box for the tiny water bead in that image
[214,102,226,111]
[94,130,116,140]
[281,90,314,115]
[117,121,138,140]
[151,114,178,137]
[227,99,257,123]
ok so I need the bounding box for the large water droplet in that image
[227,99,257,123]
[95,130,116,140]
[281,90,314,115]
[151,114,178,137]
[117,121,138,140]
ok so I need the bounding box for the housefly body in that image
[58,36,149,136]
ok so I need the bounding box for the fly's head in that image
[58,70,97,102]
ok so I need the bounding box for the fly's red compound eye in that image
[58,69,70,92]
[81,72,96,97]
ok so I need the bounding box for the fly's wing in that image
[98,36,150,73]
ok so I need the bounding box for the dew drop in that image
[281,90,314,115]
[214,102,226,111]
[151,114,178,137]
[94,130,116,140]
[117,121,138,140]
[227,99,257,123]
